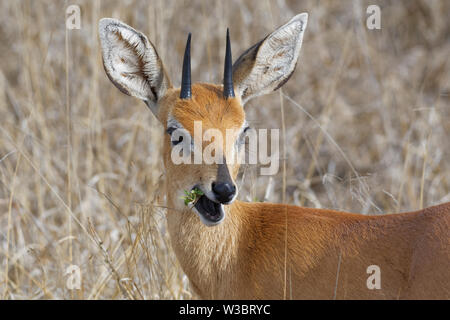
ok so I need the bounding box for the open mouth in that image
[194,194,225,226]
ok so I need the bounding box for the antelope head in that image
[99,13,308,226]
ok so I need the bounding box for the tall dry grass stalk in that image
[0,0,448,299]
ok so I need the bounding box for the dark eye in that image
[243,126,251,133]
[171,135,183,146]
[167,127,185,146]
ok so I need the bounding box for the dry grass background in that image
[0,0,448,299]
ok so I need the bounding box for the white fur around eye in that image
[167,117,193,153]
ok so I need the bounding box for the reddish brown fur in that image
[159,84,244,192]
[157,84,450,300]
[171,84,244,135]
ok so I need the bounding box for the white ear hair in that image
[232,13,308,105]
[99,18,171,116]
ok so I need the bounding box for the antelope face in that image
[163,83,246,225]
[99,13,308,226]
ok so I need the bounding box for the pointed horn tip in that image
[180,32,192,100]
[223,28,235,99]
[185,33,192,51]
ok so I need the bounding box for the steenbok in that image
[99,13,449,299]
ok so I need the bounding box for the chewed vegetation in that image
[0,0,448,299]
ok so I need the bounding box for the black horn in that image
[223,28,235,98]
[180,33,192,99]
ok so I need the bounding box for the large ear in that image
[99,18,172,117]
[232,13,308,105]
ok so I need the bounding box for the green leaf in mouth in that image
[181,188,204,206]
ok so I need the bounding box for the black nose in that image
[212,182,236,204]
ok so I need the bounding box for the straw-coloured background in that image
[0,0,448,299]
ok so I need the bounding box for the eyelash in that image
[238,126,251,146]
[166,127,176,135]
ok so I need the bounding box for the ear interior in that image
[232,13,308,105]
[99,18,171,113]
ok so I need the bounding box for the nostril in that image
[212,182,236,203]
[212,182,232,194]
